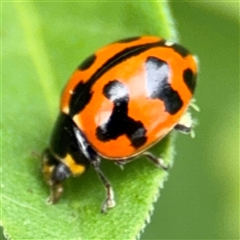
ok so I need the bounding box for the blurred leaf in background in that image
[142,1,239,239]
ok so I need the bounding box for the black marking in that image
[50,113,92,167]
[96,80,147,148]
[170,43,190,57]
[103,80,129,102]
[183,68,196,94]
[78,54,96,70]
[69,40,165,117]
[145,57,170,99]
[69,81,93,117]
[145,56,183,114]
[116,36,141,43]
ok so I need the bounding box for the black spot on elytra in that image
[183,68,196,94]
[96,80,147,148]
[145,56,183,114]
[116,36,141,43]
[103,80,129,102]
[69,40,165,117]
[69,81,93,117]
[170,43,190,57]
[78,54,96,70]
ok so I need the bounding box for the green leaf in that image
[1,2,177,239]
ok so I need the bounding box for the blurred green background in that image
[1,1,239,239]
[142,2,239,239]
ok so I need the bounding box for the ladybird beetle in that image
[42,36,197,213]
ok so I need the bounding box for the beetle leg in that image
[143,152,169,170]
[91,160,116,213]
[114,158,134,170]
[174,111,193,134]
[174,124,191,133]
[47,182,64,204]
